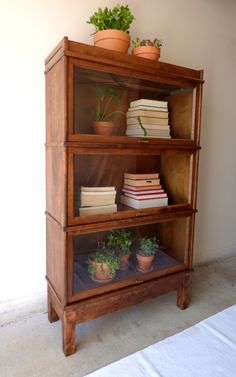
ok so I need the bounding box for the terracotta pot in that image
[136,253,154,272]
[90,261,113,282]
[93,121,114,136]
[94,29,130,53]
[119,253,131,270]
[132,46,160,61]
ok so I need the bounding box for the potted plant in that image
[92,86,124,135]
[88,242,120,282]
[107,229,132,270]
[132,38,163,61]
[136,236,159,272]
[87,4,135,53]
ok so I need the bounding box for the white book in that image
[123,192,167,200]
[122,188,164,195]
[126,124,170,131]
[130,99,168,109]
[81,186,116,192]
[79,204,117,216]
[127,105,167,112]
[80,191,116,207]
[126,109,168,118]
[126,117,169,126]
[126,134,171,139]
[126,129,170,137]
[120,195,168,209]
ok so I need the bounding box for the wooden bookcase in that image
[45,37,203,356]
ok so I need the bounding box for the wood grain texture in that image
[46,146,67,226]
[46,56,67,143]
[46,216,67,305]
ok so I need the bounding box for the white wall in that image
[1,0,236,301]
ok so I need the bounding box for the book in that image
[126,109,168,118]
[81,186,115,192]
[125,133,171,139]
[80,190,116,207]
[126,117,169,126]
[124,178,160,187]
[127,105,167,112]
[123,192,167,200]
[124,172,159,180]
[126,124,170,130]
[126,129,170,137]
[122,188,164,195]
[130,99,168,109]
[120,195,168,209]
[79,204,117,216]
[123,184,162,191]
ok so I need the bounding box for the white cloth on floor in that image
[85,305,236,377]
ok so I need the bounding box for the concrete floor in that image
[1,256,236,377]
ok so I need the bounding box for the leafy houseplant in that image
[93,86,124,135]
[107,229,132,270]
[87,4,135,53]
[88,242,120,282]
[132,38,163,61]
[136,236,159,272]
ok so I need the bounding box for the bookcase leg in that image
[47,293,59,323]
[62,311,77,356]
[177,273,190,310]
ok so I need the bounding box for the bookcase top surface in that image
[45,36,204,86]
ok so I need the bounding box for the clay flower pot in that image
[119,253,131,270]
[132,46,160,61]
[94,30,130,53]
[90,260,113,282]
[93,121,114,136]
[136,254,154,272]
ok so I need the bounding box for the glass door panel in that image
[72,66,196,139]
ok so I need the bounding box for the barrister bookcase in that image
[45,37,203,356]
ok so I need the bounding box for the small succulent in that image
[132,37,163,48]
[138,236,159,257]
[107,229,132,257]
[88,242,120,278]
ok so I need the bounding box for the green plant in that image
[93,86,124,121]
[107,229,132,257]
[132,37,163,48]
[137,116,147,136]
[88,242,120,278]
[87,4,135,32]
[138,236,159,256]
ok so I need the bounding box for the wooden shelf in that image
[72,249,186,301]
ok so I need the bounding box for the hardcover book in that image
[123,192,167,200]
[81,186,116,192]
[120,195,168,209]
[122,188,164,195]
[80,190,116,207]
[124,178,160,187]
[130,99,168,108]
[126,117,169,126]
[126,109,168,118]
[79,204,117,216]
[127,105,167,112]
[125,129,170,137]
[124,172,159,180]
[123,184,162,191]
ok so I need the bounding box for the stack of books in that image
[125,99,170,138]
[79,186,117,216]
[120,172,168,209]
